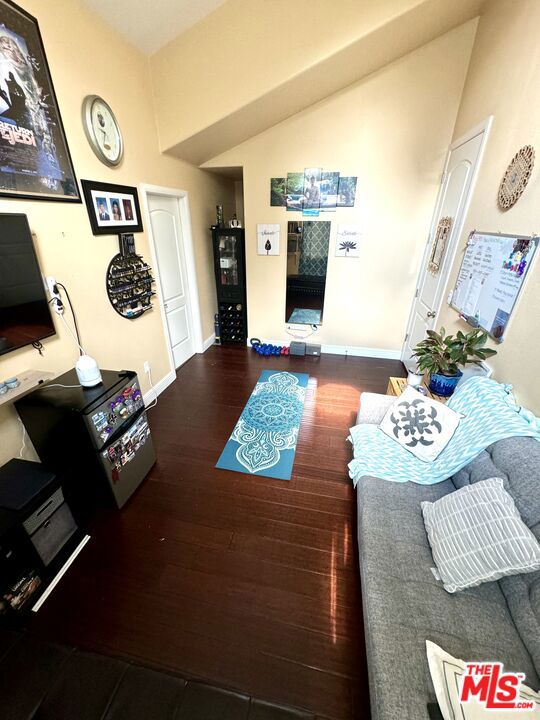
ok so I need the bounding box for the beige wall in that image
[150,0,484,163]
[0,0,234,465]
[204,22,477,352]
[437,0,540,412]
[151,0,428,149]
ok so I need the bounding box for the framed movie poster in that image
[81,179,143,235]
[0,0,80,201]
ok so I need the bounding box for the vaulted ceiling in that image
[80,0,227,55]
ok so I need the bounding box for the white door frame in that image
[140,184,204,376]
[401,116,493,362]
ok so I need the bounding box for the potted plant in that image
[412,327,497,397]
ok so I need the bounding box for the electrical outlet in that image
[45,275,63,314]
[143,361,150,374]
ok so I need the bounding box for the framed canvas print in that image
[335,223,361,256]
[337,176,357,207]
[0,0,80,201]
[257,223,280,255]
[81,179,143,235]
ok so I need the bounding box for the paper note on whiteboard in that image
[450,231,538,342]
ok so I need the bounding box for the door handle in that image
[427,311,436,318]
[164,303,168,310]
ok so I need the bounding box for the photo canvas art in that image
[303,167,321,210]
[337,176,357,207]
[0,0,80,201]
[257,223,280,255]
[320,171,339,211]
[335,223,361,257]
[286,172,304,212]
[270,177,287,206]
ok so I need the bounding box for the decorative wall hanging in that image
[498,145,535,210]
[428,216,453,274]
[270,177,287,206]
[82,179,143,235]
[82,95,124,167]
[274,171,357,212]
[302,167,321,216]
[335,223,361,257]
[336,176,357,207]
[257,223,280,255]
[106,235,155,319]
[320,171,339,212]
[0,0,80,202]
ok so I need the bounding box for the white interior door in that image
[148,194,195,369]
[401,120,491,366]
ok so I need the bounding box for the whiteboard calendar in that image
[451,231,538,342]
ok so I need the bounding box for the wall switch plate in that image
[143,361,150,374]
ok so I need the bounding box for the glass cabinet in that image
[217,233,239,286]
[211,227,247,344]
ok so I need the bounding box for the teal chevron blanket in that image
[348,377,540,486]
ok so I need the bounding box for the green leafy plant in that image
[412,327,497,376]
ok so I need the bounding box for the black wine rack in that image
[106,250,155,320]
[219,302,246,342]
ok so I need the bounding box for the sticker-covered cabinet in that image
[211,227,247,343]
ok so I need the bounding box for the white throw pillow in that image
[426,640,540,720]
[422,477,540,593]
[378,386,461,462]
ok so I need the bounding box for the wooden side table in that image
[386,376,448,404]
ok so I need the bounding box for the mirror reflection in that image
[286,220,330,325]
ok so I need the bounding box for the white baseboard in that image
[32,534,91,612]
[321,344,402,360]
[202,333,216,352]
[143,369,176,405]
[245,339,401,360]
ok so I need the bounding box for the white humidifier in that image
[75,354,102,387]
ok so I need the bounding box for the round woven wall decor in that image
[498,145,535,210]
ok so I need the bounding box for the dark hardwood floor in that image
[28,346,405,720]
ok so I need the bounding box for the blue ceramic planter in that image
[428,370,463,397]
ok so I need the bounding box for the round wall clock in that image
[498,145,535,210]
[82,95,124,167]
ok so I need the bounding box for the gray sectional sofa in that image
[356,393,540,720]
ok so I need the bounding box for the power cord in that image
[56,282,83,355]
[145,366,158,410]
[18,416,26,459]
[59,313,86,356]
[286,324,319,340]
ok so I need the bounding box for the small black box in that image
[0,459,56,511]
[306,343,321,356]
[290,341,306,356]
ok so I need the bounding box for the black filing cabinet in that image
[211,227,247,343]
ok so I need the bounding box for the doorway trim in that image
[140,184,205,378]
[400,116,493,362]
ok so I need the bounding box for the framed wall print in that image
[81,179,143,235]
[0,0,80,201]
[257,223,280,255]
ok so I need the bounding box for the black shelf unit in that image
[211,227,247,344]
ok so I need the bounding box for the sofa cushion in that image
[421,478,540,593]
[357,474,539,720]
[499,570,540,680]
[452,437,540,528]
[379,387,461,463]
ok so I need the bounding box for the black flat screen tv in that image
[0,214,56,356]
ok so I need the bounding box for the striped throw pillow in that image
[421,477,540,593]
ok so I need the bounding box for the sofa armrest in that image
[356,392,395,425]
